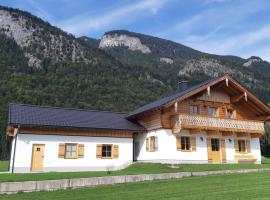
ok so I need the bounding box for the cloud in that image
[159,0,267,38]
[182,25,270,61]
[58,0,168,36]
[156,0,270,61]
[23,0,53,21]
[203,0,232,5]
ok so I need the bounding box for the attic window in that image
[190,105,199,115]
[208,107,217,117]
[227,109,234,119]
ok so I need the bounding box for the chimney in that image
[178,80,188,92]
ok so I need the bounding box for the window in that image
[65,144,77,158]
[227,109,234,119]
[211,139,220,151]
[190,105,199,115]
[102,145,112,158]
[181,136,191,151]
[208,107,217,117]
[146,136,158,152]
[238,140,246,153]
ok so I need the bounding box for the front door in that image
[208,138,221,162]
[31,144,45,171]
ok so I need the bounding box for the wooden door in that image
[31,144,45,171]
[208,138,221,163]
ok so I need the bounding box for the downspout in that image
[11,126,19,173]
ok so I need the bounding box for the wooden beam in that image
[18,127,135,138]
[206,130,220,135]
[231,93,244,103]
[6,126,15,137]
[250,133,263,138]
[257,115,270,121]
[236,132,248,137]
[189,129,201,134]
[221,131,234,136]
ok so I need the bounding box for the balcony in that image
[172,114,265,134]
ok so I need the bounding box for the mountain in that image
[97,30,270,102]
[0,6,270,159]
[78,36,100,48]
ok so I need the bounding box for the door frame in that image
[207,137,222,163]
[31,144,45,171]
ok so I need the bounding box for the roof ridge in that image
[9,103,128,115]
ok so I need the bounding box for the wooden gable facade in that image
[136,75,270,136]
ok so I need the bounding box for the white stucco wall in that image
[10,133,133,173]
[134,129,262,164]
[134,129,208,164]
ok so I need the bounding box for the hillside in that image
[97,30,270,103]
[0,6,270,159]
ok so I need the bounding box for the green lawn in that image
[0,158,270,182]
[1,171,270,199]
[0,161,8,172]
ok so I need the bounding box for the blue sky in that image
[1,0,270,61]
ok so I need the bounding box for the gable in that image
[129,75,270,121]
[197,89,230,104]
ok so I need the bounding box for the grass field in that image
[0,161,8,172]
[0,157,269,182]
[1,171,270,199]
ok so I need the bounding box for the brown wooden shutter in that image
[58,143,65,158]
[246,140,251,153]
[221,139,226,163]
[96,144,102,158]
[146,138,149,152]
[191,136,196,151]
[234,139,239,153]
[207,138,212,161]
[113,145,119,159]
[154,136,158,151]
[176,136,181,151]
[78,144,84,158]
[150,136,155,152]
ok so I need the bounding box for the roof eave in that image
[8,123,146,132]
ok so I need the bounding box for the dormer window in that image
[190,105,199,115]
[208,107,217,117]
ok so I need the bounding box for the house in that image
[7,75,270,173]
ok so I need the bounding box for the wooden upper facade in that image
[136,75,270,136]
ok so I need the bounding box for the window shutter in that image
[207,138,212,161]
[176,136,181,151]
[191,136,196,151]
[78,144,84,158]
[113,145,119,159]
[150,136,155,152]
[58,143,65,158]
[96,144,102,158]
[234,139,239,153]
[246,140,251,153]
[146,138,149,152]
[221,139,226,162]
[154,136,158,151]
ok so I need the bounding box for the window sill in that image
[64,157,78,159]
[177,149,192,152]
[101,157,113,159]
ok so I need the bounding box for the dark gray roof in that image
[127,76,222,118]
[9,104,145,131]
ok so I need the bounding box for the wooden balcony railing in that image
[172,114,265,134]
